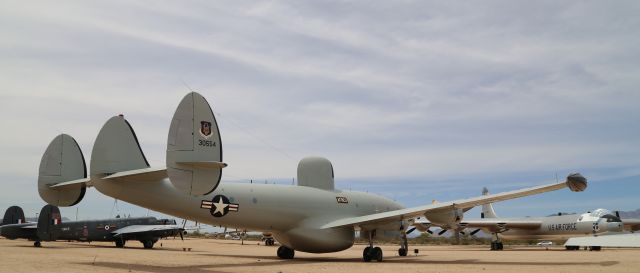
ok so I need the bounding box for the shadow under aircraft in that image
[0,205,183,248]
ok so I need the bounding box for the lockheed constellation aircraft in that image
[36,92,587,261]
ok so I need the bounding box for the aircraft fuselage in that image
[93,178,404,253]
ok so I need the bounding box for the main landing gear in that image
[490,233,503,251]
[398,230,409,257]
[490,241,504,250]
[141,239,157,249]
[363,230,384,262]
[264,238,275,246]
[277,246,295,259]
[33,241,41,247]
[115,238,126,248]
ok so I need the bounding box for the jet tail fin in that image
[166,92,225,196]
[481,187,498,218]
[37,205,62,241]
[2,206,26,225]
[38,134,87,206]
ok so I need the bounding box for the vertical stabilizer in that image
[38,134,87,206]
[2,206,25,225]
[37,205,62,241]
[166,92,225,196]
[481,187,498,218]
[90,115,149,176]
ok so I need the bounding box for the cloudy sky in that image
[1,1,639,221]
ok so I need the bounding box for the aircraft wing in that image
[321,173,586,229]
[412,218,541,232]
[111,225,183,237]
[459,219,542,232]
[622,219,640,232]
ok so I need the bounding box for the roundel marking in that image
[200,194,239,218]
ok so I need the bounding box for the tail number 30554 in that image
[198,140,216,147]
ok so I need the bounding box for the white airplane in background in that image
[37,92,587,261]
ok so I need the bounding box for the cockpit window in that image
[601,214,622,223]
[589,209,612,218]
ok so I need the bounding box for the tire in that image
[34,241,41,247]
[277,246,295,259]
[374,247,383,262]
[142,240,155,249]
[115,239,126,248]
[363,247,372,262]
[398,248,407,256]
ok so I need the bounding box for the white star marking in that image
[213,198,229,216]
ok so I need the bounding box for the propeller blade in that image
[438,229,448,236]
[459,231,466,235]
[179,231,184,241]
[615,211,621,218]
[426,229,433,234]
[470,229,481,236]
[406,227,417,235]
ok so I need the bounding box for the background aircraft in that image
[36,92,587,262]
[0,205,183,248]
[420,188,630,251]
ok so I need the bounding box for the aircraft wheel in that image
[363,247,372,262]
[398,248,408,256]
[589,246,601,251]
[490,242,496,250]
[115,239,126,248]
[565,245,578,251]
[265,238,275,246]
[34,241,41,247]
[373,247,383,262]
[142,240,155,249]
[277,246,295,259]
[497,242,503,250]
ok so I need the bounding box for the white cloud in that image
[1,0,639,216]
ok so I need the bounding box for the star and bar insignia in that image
[201,195,239,218]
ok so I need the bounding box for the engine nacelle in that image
[424,208,464,228]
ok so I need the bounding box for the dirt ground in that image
[0,237,637,273]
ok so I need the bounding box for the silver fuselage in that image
[93,178,403,253]
[496,213,623,240]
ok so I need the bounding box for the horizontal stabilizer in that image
[48,178,91,189]
[102,167,168,181]
[176,161,228,169]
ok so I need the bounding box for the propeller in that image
[438,229,448,236]
[470,228,482,236]
[406,227,417,235]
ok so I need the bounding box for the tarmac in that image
[1,237,638,273]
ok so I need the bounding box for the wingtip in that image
[566,173,587,192]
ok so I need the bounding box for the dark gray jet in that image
[0,205,183,248]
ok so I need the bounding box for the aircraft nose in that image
[608,222,623,232]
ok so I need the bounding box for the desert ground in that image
[0,237,637,273]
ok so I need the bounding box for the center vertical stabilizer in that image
[166,92,225,196]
